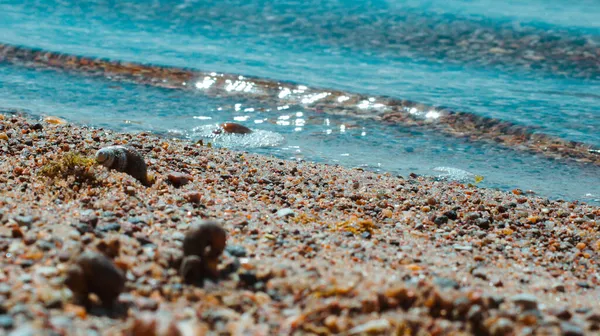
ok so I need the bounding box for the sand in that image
[0,111,599,335]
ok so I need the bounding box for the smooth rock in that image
[276,208,296,218]
[511,293,538,310]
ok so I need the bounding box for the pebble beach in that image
[1,111,599,335]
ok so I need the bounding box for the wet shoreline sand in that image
[0,111,599,335]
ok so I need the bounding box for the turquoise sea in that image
[0,0,599,203]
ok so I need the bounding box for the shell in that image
[183,220,227,260]
[180,220,227,283]
[95,145,149,185]
[64,251,125,309]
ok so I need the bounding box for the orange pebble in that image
[44,116,66,125]
[64,303,87,319]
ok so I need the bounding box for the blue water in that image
[0,0,599,203]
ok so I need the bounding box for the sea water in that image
[0,0,599,203]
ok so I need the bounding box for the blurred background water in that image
[0,0,599,203]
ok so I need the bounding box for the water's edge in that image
[1,43,598,168]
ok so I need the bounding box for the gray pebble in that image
[225,245,247,257]
[0,284,10,295]
[98,223,121,233]
[276,208,296,218]
[13,216,33,227]
[560,322,584,336]
[172,232,185,241]
[7,323,36,336]
[453,244,473,251]
[576,282,591,289]
[36,240,55,251]
[433,277,460,290]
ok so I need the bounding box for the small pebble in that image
[216,122,252,135]
[511,293,538,310]
[13,216,33,227]
[225,245,247,257]
[30,123,43,131]
[167,172,193,188]
[98,223,121,233]
[434,215,448,225]
[560,322,584,336]
[276,208,296,218]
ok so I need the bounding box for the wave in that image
[1,42,598,166]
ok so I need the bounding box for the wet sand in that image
[0,111,599,335]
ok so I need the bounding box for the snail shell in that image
[180,220,227,282]
[95,145,149,185]
[64,251,125,309]
[183,220,227,260]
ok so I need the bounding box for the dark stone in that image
[443,210,458,220]
[487,295,504,309]
[475,217,491,229]
[239,272,258,286]
[434,215,449,225]
[550,307,572,320]
[134,234,154,246]
[30,123,43,131]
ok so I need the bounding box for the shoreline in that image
[2,43,599,168]
[1,111,599,335]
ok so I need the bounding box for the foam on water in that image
[432,167,476,183]
[190,124,286,149]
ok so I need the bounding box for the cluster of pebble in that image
[0,112,599,335]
